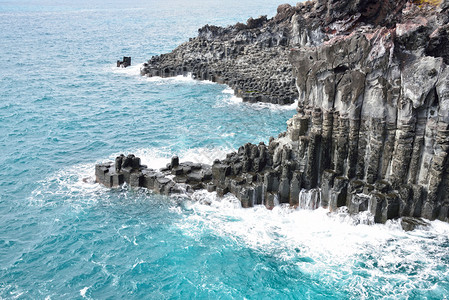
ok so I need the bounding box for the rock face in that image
[140,6,298,105]
[97,0,449,224]
[286,0,449,222]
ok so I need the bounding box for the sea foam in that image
[176,190,449,298]
[111,63,297,111]
[220,87,298,111]
[28,150,449,298]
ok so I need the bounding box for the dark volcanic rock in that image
[287,0,449,223]
[97,0,449,227]
[400,216,430,231]
[117,56,131,68]
[140,5,299,105]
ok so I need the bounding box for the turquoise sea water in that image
[1,1,449,299]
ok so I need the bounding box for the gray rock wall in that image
[286,0,449,221]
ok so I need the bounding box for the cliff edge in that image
[98,0,449,225]
[287,0,449,221]
[140,4,299,104]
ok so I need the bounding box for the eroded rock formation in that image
[140,5,298,104]
[97,0,449,224]
[287,0,449,221]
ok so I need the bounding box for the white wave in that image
[227,95,244,104]
[110,64,297,111]
[132,146,234,169]
[175,190,449,298]
[240,98,298,111]
[29,161,104,208]
[219,88,297,111]
[110,64,215,86]
[179,146,232,164]
[27,141,449,298]
[29,146,234,208]
[120,147,172,170]
[220,132,235,137]
[253,98,298,111]
[80,286,90,298]
[132,259,146,269]
[142,73,216,86]
[219,87,243,104]
[110,63,143,77]
[0,284,24,300]
[222,87,235,94]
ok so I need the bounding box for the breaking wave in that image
[175,190,449,299]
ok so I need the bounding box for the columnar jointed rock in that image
[98,0,449,226]
[140,5,299,105]
[96,154,214,195]
[286,0,449,222]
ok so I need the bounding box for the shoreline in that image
[140,7,299,106]
[115,63,299,110]
[99,0,449,226]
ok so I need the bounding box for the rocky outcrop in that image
[284,0,449,222]
[95,154,212,195]
[117,56,131,68]
[97,0,449,225]
[139,6,298,105]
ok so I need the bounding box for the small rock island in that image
[98,0,449,225]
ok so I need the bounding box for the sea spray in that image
[27,155,449,298]
[180,189,449,298]
[298,188,321,210]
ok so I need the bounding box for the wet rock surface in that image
[97,0,449,227]
[117,56,131,68]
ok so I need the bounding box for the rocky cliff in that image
[287,0,449,221]
[98,0,449,225]
[140,5,299,104]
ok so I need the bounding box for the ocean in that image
[1,0,449,299]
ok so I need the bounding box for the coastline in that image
[8,0,449,297]
[140,6,299,105]
[115,63,299,110]
[99,0,449,227]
